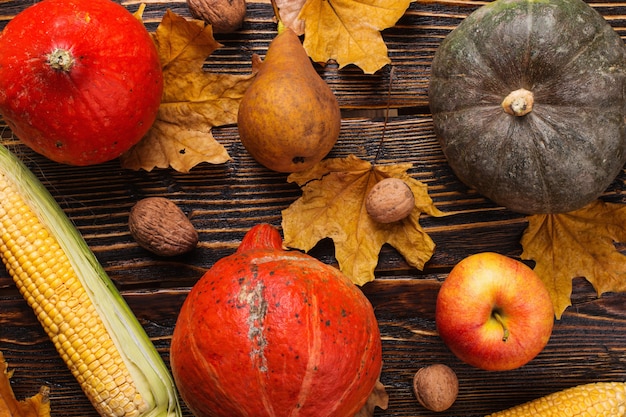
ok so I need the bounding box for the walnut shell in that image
[365,178,415,223]
[412,364,458,412]
[129,197,198,257]
[187,0,246,33]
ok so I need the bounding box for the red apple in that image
[435,252,554,371]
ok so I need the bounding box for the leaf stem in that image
[373,66,395,163]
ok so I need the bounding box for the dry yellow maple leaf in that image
[281,155,446,286]
[521,200,626,319]
[0,352,50,417]
[275,0,413,74]
[120,10,256,172]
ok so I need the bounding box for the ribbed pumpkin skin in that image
[0,0,163,166]
[429,0,626,214]
[170,224,382,417]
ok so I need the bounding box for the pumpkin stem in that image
[47,48,74,72]
[237,224,284,253]
[501,88,534,117]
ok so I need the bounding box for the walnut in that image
[365,177,415,223]
[129,197,198,257]
[187,0,246,34]
[412,364,459,412]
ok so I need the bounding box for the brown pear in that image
[237,27,341,173]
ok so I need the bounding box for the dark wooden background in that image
[1,0,626,416]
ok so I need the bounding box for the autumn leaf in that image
[0,352,51,417]
[281,155,446,286]
[132,3,146,21]
[275,0,412,74]
[273,0,306,35]
[355,379,388,417]
[120,10,256,172]
[521,200,626,319]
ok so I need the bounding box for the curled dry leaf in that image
[355,379,389,417]
[0,352,51,417]
[273,0,306,34]
[521,199,626,318]
[120,10,256,172]
[281,154,447,286]
[275,0,412,73]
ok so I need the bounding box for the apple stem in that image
[493,311,510,342]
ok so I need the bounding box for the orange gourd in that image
[0,0,162,166]
[170,224,382,417]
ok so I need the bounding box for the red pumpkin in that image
[0,0,163,166]
[170,224,382,417]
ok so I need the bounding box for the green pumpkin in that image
[429,0,626,214]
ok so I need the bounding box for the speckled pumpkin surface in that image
[429,0,626,214]
[169,224,382,417]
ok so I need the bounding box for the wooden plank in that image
[3,0,626,109]
[1,1,626,416]
[0,116,531,287]
[1,115,625,415]
[3,276,626,416]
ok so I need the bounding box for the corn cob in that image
[0,143,182,417]
[486,382,626,416]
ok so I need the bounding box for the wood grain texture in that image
[1,0,626,416]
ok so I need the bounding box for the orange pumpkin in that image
[170,224,382,417]
[0,0,163,166]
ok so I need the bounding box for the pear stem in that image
[492,311,510,342]
[269,0,283,27]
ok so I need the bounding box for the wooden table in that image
[1,0,626,416]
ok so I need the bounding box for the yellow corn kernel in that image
[0,174,148,417]
[486,382,626,417]
[0,145,181,416]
